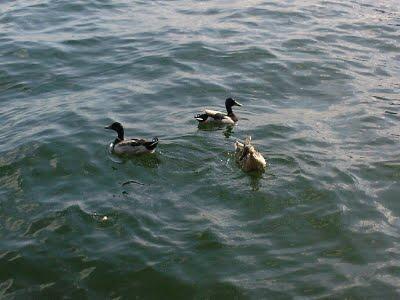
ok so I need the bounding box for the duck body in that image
[195,98,242,125]
[105,122,158,156]
[112,138,159,155]
[235,137,266,172]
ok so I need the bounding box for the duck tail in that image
[150,137,159,146]
[145,137,159,150]
[194,113,208,122]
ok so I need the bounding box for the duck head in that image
[225,97,242,115]
[225,97,242,108]
[105,122,124,140]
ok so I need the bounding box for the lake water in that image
[1,0,399,298]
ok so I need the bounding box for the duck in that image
[105,122,159,155]
[234,136,266,172]
[195,97,242,125]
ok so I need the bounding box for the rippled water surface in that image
[1,0,400,298]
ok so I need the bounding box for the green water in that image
[1,0,400,298]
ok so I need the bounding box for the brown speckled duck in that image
[235,136,266,172]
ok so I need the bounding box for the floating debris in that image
[385,111,398,115]
[122,180,145,186]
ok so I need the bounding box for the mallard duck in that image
[235,136,266,172]
[195,97,242,125]
[105,122,159,155]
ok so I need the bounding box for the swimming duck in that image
[235,136,266,172]
[195,97,242,125]
[105,122,159,155]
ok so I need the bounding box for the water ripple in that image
[1,0,400,298]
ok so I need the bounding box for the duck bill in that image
[234,101,242,107]
[104,125,111,129]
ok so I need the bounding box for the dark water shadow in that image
[247,170,264,191]
[223,126,234,138]
[197,123,235,138]
[127,154,161,169]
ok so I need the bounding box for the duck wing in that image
[205,109,232,122]
[195,109,227,123]
[114,138,158,155]
[119,138,157,146]
[204,109,226,118]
